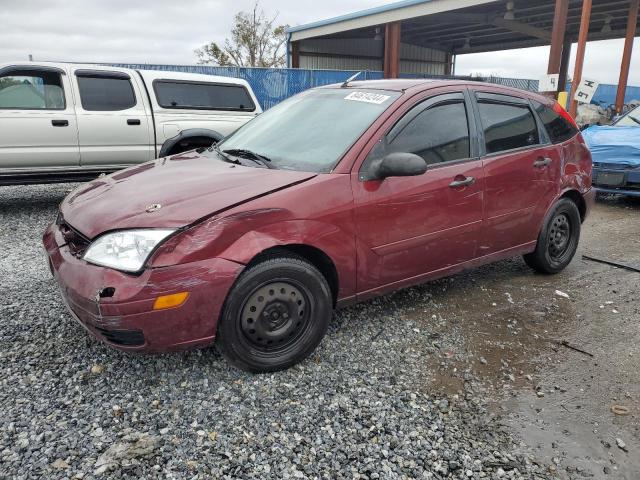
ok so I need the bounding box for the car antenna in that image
[341,71,362,88]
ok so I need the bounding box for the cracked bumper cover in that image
[43,224,243,352]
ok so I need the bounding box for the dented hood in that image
[60,152,316,239]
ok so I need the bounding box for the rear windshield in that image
[532,100,578,144]
[154,80,255,111]
[215,88,401,173]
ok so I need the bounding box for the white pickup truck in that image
[0,62,261,185]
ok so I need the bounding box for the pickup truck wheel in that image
[523,198,581,274]
[216,256,332,373]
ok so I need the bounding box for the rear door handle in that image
[127,119,141,125]
[534,157,552,168]
[449,176,475,188]
[51,120,69,127]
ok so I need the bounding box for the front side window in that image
[532,100,578,143]
[76,73,136,111]
[215,88,401,173]
[374,97,470,166]
[154,81,255,111]
[0,69,65,110]
[479,100,539,154]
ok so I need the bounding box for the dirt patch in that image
[401,194,639,478]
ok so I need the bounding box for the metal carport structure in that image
[287,0,639,115]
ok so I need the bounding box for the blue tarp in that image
[583,125,640,167]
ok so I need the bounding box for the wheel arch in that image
[159,128,225,157]
[246,244,340,308]
[559,189,587,222]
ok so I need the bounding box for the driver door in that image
[352,91,484,296]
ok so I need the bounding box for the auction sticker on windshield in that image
[344,91,391,104]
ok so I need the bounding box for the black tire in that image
[523,198,581,274]
[216,256,332,373]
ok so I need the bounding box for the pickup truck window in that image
[153,80,255,111]
[76,73,136,111]
[0,69,65,110]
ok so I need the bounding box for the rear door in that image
[352,90,484,295]
[71,68,153,167]
[0,65,79,170]
[470,90,557,255]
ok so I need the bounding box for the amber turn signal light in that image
[153,292,189,310]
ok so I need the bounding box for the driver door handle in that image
[534,157,552,168]
[449,176,475,188]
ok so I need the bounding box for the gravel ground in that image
[1,183,636,480]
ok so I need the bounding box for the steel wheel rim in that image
[239,280,312,353]
[548,213,571,260]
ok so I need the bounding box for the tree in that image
[0,77,21,90]
[195,2,288,68]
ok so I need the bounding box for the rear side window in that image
[478,101,539,154]
[532,100,578,143]
[154,81,255,111]
[0,69,65,110]
[76,73,136,111]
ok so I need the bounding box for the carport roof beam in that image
[615,0,639,113]
[569,0,593,117]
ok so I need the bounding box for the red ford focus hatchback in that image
[44,80,594,372]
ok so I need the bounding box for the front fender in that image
[151,215,357,301]
[219,219,358,301]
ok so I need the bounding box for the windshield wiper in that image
[222,148,276,169]
[212,145,241,165]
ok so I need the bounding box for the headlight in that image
[83,229,175,272]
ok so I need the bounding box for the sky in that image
[1,0,639,85]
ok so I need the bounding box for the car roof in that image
[319,78,550,103]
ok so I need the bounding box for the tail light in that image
[553,101,579,130]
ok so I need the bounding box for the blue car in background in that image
[583,105,640,197]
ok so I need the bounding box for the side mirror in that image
[374,152,427,180]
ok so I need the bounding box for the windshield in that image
[214,88,401,172]
[615,106,640,127]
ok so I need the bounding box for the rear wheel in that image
[523,198,581,274]
[216,256,332,373]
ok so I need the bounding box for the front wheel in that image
[216,256,332,373]
[523,198,581,274]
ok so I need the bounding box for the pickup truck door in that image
[0,65,79,170]
[71,68,153,167]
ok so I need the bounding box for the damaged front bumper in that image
[592,163,640,197]
[43,223,243,352]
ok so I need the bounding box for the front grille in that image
[56,213,91,257]
[94,327,145,346]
